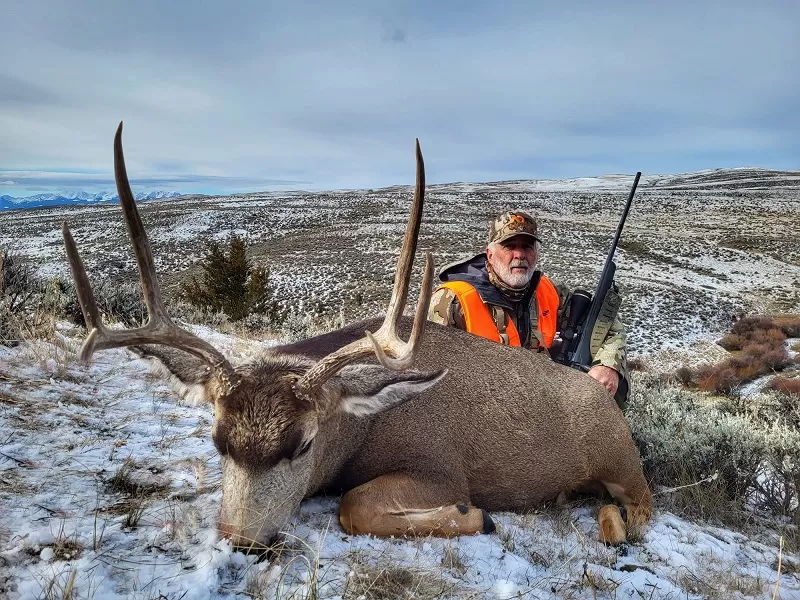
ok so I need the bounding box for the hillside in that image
[1,167,799,598]
[2,167,798,364]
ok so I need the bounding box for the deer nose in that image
[219,520,278,559]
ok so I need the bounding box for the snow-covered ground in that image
[1,168,799,598]
[1,324,798,600]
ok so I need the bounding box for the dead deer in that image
[62,123,652,551]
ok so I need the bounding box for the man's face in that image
[486,236,540,288]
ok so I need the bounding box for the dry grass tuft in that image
[49,536,84,562]
[581,565,622,596]
[105,458,173,529]
[37,567,79,600]
[106,458,170,496]
[441,543,468,576]
[769,376,800,396]
[342,560,455,600]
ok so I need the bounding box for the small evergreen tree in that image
[181,234,276,322]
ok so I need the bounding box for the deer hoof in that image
[481,509,496,534]
[598,505,626,545]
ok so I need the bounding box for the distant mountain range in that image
[0,190,181,211]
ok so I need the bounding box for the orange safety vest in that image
[438,277,560,348]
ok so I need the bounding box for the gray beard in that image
[491,262,535,289]
[486,261,534,302]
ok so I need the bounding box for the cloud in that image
[1,0,798,196]
[0,170,310,198]
[0,74,66,109]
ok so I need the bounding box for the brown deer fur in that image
[138,317,652,548]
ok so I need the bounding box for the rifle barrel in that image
[599,171,641,280]
[569,171,641,370]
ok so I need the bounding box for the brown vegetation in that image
[773,314,800,337]
[675,315,798,395]
[769,377,800,396]
[627,357,648,372]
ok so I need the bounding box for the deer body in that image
[295,319,645,505]
[191,317,648,544]
[63,124,651,552]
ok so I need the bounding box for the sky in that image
[1,0,799,197]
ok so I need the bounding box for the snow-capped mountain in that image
[0,190,181,211]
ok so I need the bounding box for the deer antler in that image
[294,139,432,400]
[62,122,239,393]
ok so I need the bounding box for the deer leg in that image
[338,472,495,538]
[597,476,652,545]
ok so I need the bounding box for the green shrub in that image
[180,234,283,325]
[628,373,800,522]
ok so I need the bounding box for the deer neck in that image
[305,411,372,495]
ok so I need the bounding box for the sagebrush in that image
[627,372,800,523]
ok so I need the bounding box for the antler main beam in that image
[295,139,432,399]
[62,122,238,392]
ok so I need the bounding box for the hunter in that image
[428,210,630,409]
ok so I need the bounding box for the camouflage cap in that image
[488,211,540,245]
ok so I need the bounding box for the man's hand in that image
[587,365,620,396]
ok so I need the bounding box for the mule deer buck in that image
[62,123,652,551]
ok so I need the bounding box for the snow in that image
[0,191,181,211]
[1,325,798,599]
[1,166,799,597]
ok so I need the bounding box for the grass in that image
[441,542,468,576]
[342,550,457,600]
[105,458,174,530]
[37,567,79,600]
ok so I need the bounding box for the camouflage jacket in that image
[427,253,630,408]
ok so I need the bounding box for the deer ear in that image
[131,345,213,404]
[327,365,448,417]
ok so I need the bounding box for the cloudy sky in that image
[1,0,798,197]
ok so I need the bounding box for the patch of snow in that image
[0,328,797,599]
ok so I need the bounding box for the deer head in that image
[62,123,444,549]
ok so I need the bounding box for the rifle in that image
[551,171,641,371]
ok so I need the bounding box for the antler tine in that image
[61,222,107,360]
[366,250,434,370]
[377,138,425,333]
[60,122,238,392]
[114,121,169,321]
[294,139,430,400]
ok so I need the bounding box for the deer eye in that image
[291,438,313,460]
[281,426,313,461]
